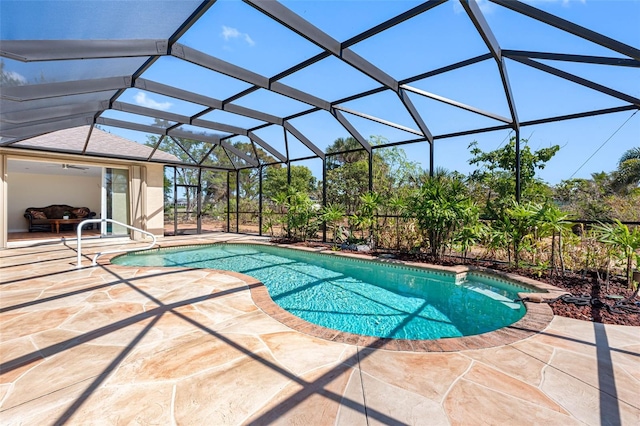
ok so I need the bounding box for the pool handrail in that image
[76,218,157,268]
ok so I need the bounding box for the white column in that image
[0,155,7,249]
[129,165,147,240]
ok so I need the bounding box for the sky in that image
[1,0,639,185]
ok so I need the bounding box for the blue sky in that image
[2,0,639,184]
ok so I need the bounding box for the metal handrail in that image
[76,218,157,268]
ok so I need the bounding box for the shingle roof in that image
[13,126,178,162]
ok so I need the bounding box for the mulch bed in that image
[277,240,640,327]
[523,272,638,327]
[496,267,639,326]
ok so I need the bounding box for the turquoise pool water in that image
[113,244,532,339]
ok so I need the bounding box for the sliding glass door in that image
[103,168,129,236]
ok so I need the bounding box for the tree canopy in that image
[468,138,560,215]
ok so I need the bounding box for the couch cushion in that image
[30,210,47,219]
[71,207,89,218]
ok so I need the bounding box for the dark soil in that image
[499,267,639,327]
[280,240,640,327]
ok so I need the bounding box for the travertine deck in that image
[1,234,638,425]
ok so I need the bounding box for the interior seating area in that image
[24,204,96,232]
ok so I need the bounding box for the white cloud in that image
[221,25,255,46]
[134,92,172,111]
[222,25,240,40]
[2,70,28,85]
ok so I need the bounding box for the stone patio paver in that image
[1,233,638,425]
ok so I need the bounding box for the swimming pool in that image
[112,244,533,340]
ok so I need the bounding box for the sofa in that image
[24,204,97,232]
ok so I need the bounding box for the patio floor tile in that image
[1,233,638,425]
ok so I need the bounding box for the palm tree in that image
[596,220,640,288]
[326,137,367,169]
[406,173,475,260]
[321,203,345,245]
[539,203,572,276]
[612,147,640,194]
[504,201,543,267]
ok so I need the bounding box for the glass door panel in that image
[104,168,129,236]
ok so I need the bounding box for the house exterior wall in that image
[8,171,101,232]
[0,155,7,248]
[143,164,165,237]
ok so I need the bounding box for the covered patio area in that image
[1,234,638,424]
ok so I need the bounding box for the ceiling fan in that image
[61,163,89,170]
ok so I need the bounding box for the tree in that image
[271,187,318,241]
[349,191,382,246]
[262,165,317,203]
[501,201,543,267]
[454,219,487,263]
[539,203,572,276]
[326,137,367,169]
[371,137,421,199]
[320,203,345,245]
[468,137,559,216]
[326,160,369,213]
[325,136,419,214]
[554,169,640,222]
[0,60,27,87]
[612,147,640,194]
[553,173,613,221]
[596,220,640,288]
[406,172,477,260]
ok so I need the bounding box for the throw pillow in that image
[31,210,47,219]
[71,208,89,218]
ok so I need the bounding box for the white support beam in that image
[400,85,512,124]
[333,105,423,136]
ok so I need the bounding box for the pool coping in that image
[103,239,568,352]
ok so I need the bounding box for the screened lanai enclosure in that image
[1,0,638,241]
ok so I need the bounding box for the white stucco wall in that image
[7,172,101,232]
[0,155,7,247]
[146,164,165,236]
